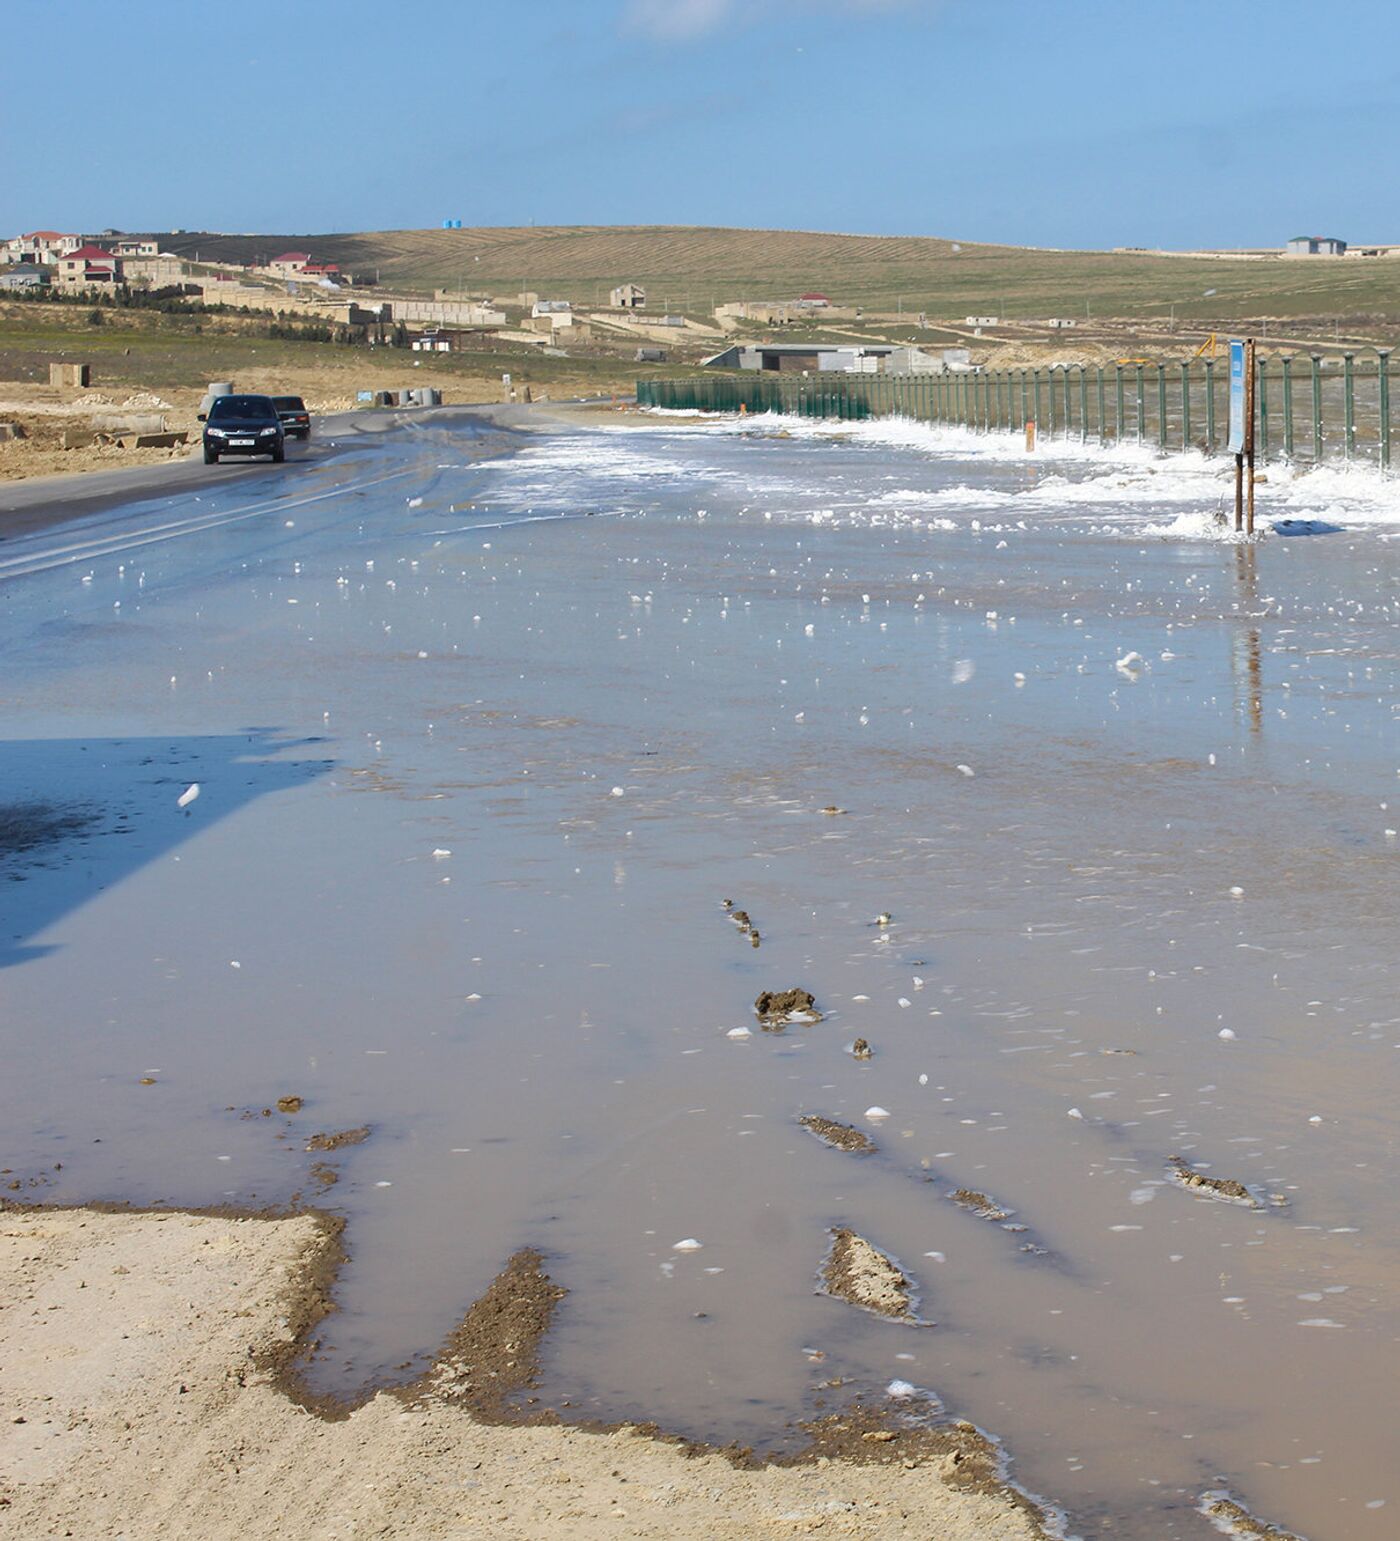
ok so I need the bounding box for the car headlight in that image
[258,425,278,436]
[207,427,228,437]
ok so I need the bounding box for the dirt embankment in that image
[0,1205,1052,1540]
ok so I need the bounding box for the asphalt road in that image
[0,404,534,542]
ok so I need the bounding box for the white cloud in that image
[623,0,921,43]
[624,0,735,40]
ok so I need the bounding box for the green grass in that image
[156,225,1400,324]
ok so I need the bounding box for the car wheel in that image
[272,444,285,463]
[204,447,218,464]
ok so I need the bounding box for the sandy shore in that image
[0,1206,1052,1540]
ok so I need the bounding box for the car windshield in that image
[209,395,277,419]
[272,397,306,411]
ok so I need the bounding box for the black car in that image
[200,394,285,463]
[272,395,312,440]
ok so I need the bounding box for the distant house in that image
[797,292,832,307]
[0,263,48,290]
[269,251,312,276]
[531,298,572,318]
[611,283,646,309]
[1285,235,1347,256]
[302,260,340,277]
[636,346,667,362]
[55,245,123,287]
[4,231,76,265]
[110,237,159,258]
[965,315,999,327]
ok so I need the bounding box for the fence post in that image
[1344,352,1355,460]
[1033,369,1043,436]
[1280,355,1294,459]
[1046,369,1056,437]
[1310,354,1323,461]
[1258,355,1269,462]
[1179,361,1191,450]
[1156,364,1168,449]
[1096,366,1106,444]
[1204,359,1216,451]
[1115,365,1125,442]
[1064,366,1074,439]
[1020,369,1029,431]
[1380,350,1392,473]
[1135,365,1145,444]
[1078,365,1088,443]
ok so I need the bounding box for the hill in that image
[157,224,1400,323]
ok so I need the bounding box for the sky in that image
[3,0,1397,250]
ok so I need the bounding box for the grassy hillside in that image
[159,225,1400,323]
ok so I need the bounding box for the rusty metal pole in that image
[1245,337,1257,535]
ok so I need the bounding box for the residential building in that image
[531,298,572,318]
[55,245,124,288]
[610,283,646,308]
[4,231,77,265]
[0,264,48,290]
[269,251,312,276]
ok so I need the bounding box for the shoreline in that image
[0,1201,1057,1539]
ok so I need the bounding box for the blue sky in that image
[3,0,1395,249]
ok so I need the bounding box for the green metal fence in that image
[638,350,1395,473]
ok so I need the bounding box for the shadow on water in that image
[0,731,329,968]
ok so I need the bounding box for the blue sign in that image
[1227,338,1246,453]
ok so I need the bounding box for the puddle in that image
[2,413,1398,1540]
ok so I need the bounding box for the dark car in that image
[200,394,285,463]
[272,395,312,440]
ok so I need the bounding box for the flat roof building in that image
[1285,235,1347,256]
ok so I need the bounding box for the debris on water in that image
[956,764,975,778]
[1219,1028,1237,1041]
[721,898,733,909]
[1101,1047,1138,1056]
[820,805,846,816]
[850,1038,873,1060]
[1116,651,1146,677]
[754,988,821,1025]
[609,786,625,798]
[138,1076,156,1086]
[672,1238,703,1252]
[305,1125,371,1152]
[873,912,893,927]
[886,1379,917,1398]
[1067,1107,1084,1120]
[276,1095,304,1115]
[799,1114,877,1155]
[821,1228,924,1322]
[431,848,451,860]
[750,930,761,947]
[949,1189,1012,1222]
[865,1105,891,1121]
[176,783,200,809]
[1198,1490,1306,1540]
[726,1026,752,1040]
[1167,1156,1262,1208]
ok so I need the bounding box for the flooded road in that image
[3,407,1398,1540]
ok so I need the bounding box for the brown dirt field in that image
[0,1206,1053,1539]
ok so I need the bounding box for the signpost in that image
[1227,338,1257,533]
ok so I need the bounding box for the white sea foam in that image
[625,410,1400,538]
